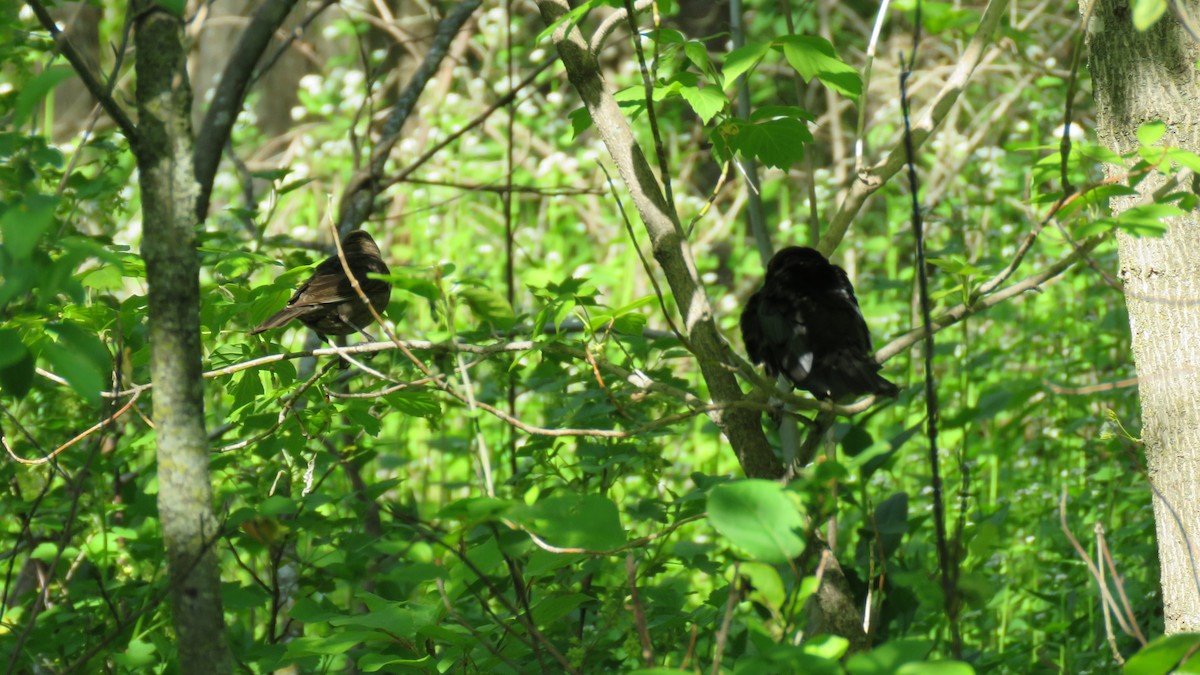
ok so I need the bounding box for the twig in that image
[818,0,1010,255]
[25,0,141,144]
[626,553,655,667]
[194,0,302,221]
[711,562,741,675]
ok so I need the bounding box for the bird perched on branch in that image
[740,246,898,400]
[249,230,391,341]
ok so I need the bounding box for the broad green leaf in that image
[438,496,515,524]
[13,66,74,129]
[384,388,441,419]
[531,592,591,625]
[458,285,516,330]
[1137,120,1167,146]
[283,631,389,658]
[777,35,862,99]
[722,41,770,87]
[516,494,625,550]
[683,41,716,80]
[846,639,935,675]
[0,329,27,369]
[712,117,812,170]
[707,480,804,563]
[569,106,593,138]
[1,194,58,259]
[1132,0,1167,30]
[737,562,786,610]
[804,635,850,660]
[112,639,157,669]
[152,0,186,16]
[679,84,726,123]
[896,662,975,675]
[1166,147,1200,172]
[1124,633,1200,674]
[44,323,110,407]
[0,350,33,400]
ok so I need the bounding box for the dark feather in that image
[249,231,391,339]
[740,246,897,400]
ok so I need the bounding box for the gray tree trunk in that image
[1088,0,1200,633]
[134,3,232,669]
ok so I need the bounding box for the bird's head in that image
[342,230,382,257]
[766,246,830,277]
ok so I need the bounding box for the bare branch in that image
[818,0,1010,256]
[25,0,140,144]
[195,0,302,222]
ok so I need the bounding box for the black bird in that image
[740,246,897,400]
[249,230,391,341]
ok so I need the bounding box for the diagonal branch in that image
[535,0,781,479]
[818,0,1010,256]
[25,0,140,145]
[195,0,302,222]
[337,0,483,235]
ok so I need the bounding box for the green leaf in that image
[1,194,59,259]
[1137,120,1167,146]
[536,0,595,44]
[1125,633,1200,674]
[722,41,770,87]
[738,562,786,610]
[846,639,934,675]
[777,35,862,98]
[683,41,716,80]
[457,285,516,330]
[707,480,805,563]
[384,389,441,419]
[1132,0,1168,30]
[112,639,158,669]
[712,117,812,170]
[569,106,594,138]
[0,349,33,400]
[283,631,389,658]
[679,84,726,124]
[1166,147,1200,172]
[896,662,975,675]
[0,329,27,369]
[44,323,110,407]
[13,66,75,129]
[516,494,625,550]
[437,496,515,524]
[152,0,186,16]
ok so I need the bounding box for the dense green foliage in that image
[0,0,1176,672]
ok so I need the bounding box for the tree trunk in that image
[134,3,232,669]
[1088,0,1200,633]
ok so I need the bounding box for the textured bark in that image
[534,0,782,480]
[1088,0,1200,633]
[134,3,232,670]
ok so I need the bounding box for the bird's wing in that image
[755,290,815,384]
[740,292,766,364]
[288,255,388,308]
[815,268,875,354]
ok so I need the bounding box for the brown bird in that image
[249,230,391,341]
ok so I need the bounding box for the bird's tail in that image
[248,306,306,335]
[829,351,899,398]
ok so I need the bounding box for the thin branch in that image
[818,0,1010,256]
[195,0,302,222]
[25,0,141,144]
[337,0,483,235]
[626,553,655,667]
